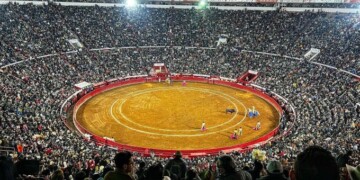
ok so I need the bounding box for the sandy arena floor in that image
[76,82,280,150]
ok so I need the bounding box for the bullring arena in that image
[1,1,359,179]
[74,76,282,155]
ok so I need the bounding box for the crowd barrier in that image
[0,146,15,156]
[69,74,284,157]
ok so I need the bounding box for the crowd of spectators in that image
[0,2,359,180]
[1,4,359,73]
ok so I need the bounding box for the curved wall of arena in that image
[72,74,283,157]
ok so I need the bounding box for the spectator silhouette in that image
[0,156,15,180]
[249,160,264,180]
[164,151,187,180]
[145,163,164,180]
[337,150,352,168]
[104,151,135,180]
[185,168,201,180]
[51,169,64,180]
[290,146,340,180]
[216,155,252,180]
[258,160,287,180]
[136,161,146,180]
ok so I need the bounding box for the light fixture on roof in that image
[198,0,208,9]
[125,0,137,8]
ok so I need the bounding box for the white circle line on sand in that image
[116,87,239,132]
[109,85,248,137]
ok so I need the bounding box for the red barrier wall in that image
[73,75,283,157]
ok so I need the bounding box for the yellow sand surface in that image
[76,82,280,150]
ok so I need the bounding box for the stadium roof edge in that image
[0,1,359,13]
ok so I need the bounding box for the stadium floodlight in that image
[198,0,208,9]
[125,0,137,8]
